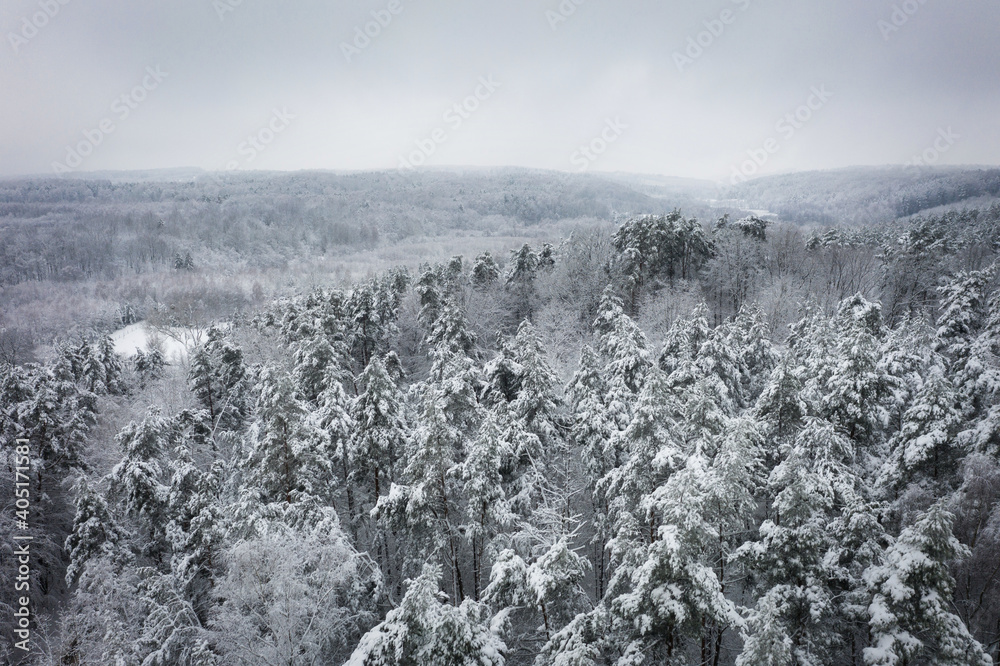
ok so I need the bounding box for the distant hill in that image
[722,166,1000,225]
[5,165,1000,290]
[0,168,689,287]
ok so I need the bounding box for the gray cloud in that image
[1,0,997,181]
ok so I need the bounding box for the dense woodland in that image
[3,172,1000,665]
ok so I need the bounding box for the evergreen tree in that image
[508,320,564,453]
[864,503,992,666]
[166,446,225,622]
[935,266,997,417]
[601,367,683,538]
[566,345,617,598]
[80,335,127,395]
[351,356,408,506]
[809,295,896,445]
[65,479,129,585]
[657,304,711,378]
[606,448,744,664]
[485,538,589,643]
[237,366,327,530]
[506,244,540,322]
[472,251,502,290]
[348,565,506,666]
[375,385,468,596]
[426,300,477,356]
[95,334,127,395]
[461,411,515,599]
[482,335,524,408]
[416,264,446,331]
[135,569,215,666]
[18,365,95,476]
[107,407,172,554]
[188,347,219,422]
[754,354,808,445]
[293,334,346,404]
[613,212,713,311]
[538,243,557,271]
[594,288,651,428]
[736,418,880,665]
[880,365,963,492]
[310,372,358,532]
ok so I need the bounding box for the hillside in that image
[722,165,1000,225]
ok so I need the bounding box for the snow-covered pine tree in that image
[188,347,219,422]
[880,365,963,493]
[864,503,992,666]
[485,537,589,644]
[508,320,564,454]
[416,264,446,332]
[600,366,683,546]
[375,384,468,598]
[351,355,409,506]
[135,568,215,666]
[720,303,777,405]
[165,445,226,623]
[594,287,651,429]
[107,407,172,556]
[426,299,477,357]
[309,369,358,533]
[293,334,345,404]
[935,266,997,418]
[657,303,711,378]
[566,345,617,598]
[19,364,95,478]
[483,334,524,408]
[736,417,880,665]
[754,353,808,446]
[134,346,166,386]
[348,564,505,666]
[65,478,130,585]
[811,295,896,446]
[461,410,515,599]
[506,244,540,322]
[236,365,328,532]
[604,447,744,664]
[472,251,502,290]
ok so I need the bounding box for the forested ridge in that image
[725,166,1000,226]
[4,206,1000,665]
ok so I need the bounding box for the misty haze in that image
[2,1,1000,665]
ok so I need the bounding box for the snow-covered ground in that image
[111,322,206,364]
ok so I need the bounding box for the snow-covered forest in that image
[4,194,1000,665]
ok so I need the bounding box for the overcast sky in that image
[1,0,998,182]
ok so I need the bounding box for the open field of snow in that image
[110,322,206,364]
